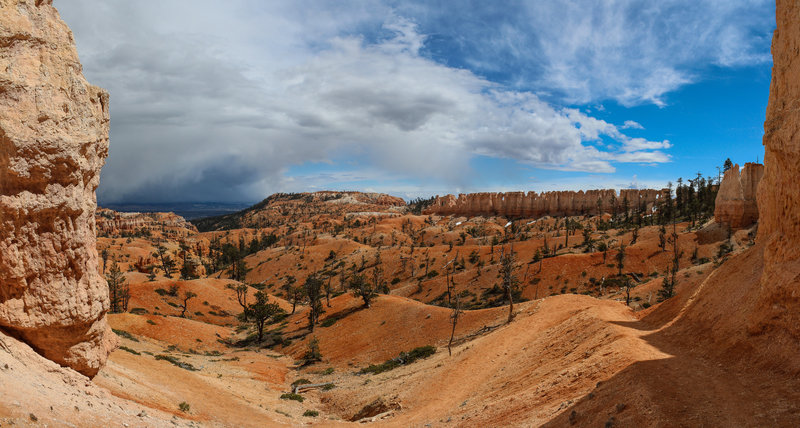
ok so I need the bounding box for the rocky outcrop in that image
[0,0,115,377]
[751,0,800,341]
[194,191,406,231]
[96,208,198,237]
[714,163,764,228]
[423,189,667,218]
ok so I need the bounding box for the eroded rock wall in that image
[714,163,764,228]
[750,0,800,340]
[423,189,666,218]
[0,0,115,377]
[96,208,198,237]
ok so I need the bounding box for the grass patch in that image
[154,354,198,371]
[359,345,436,375]
[280,393,304,402]
[112,329,139,342]
[321,367,334,375]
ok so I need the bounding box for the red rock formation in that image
[423,189,667,218]
[751,0,800,340]
[0,0,115,377]
[96,208,198,237]
[714,163,764,228]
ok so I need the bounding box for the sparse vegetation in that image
[360,345,436,375]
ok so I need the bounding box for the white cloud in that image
[56,0,768,202]
[622,120,644,130]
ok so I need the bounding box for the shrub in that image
[321,367,334,375]
[291,378,311,388]
[178,402,190,412]
[119,346,140,355]
[146,319,157,325]
[320,318,336,328]
[302,337,322,363]
[303,410,319,417]
[280,393,304,402]
[154,288,168,296]
[129,307,148,315]
[360,345,435,375]
[154,355,198,371]
[112,329,139,342]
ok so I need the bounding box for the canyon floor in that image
[2,195,799,427]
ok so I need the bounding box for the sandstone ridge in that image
[96,208,198,237]
[0,0,115,377]
[423,188,667,218]
[713,162,764,229]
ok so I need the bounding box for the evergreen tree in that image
[106,260,129,313]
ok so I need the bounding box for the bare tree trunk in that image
[506,287,514,323]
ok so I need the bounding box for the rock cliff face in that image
[0,0,115,377]
[752,0,800,340]
[714,163,764,228]
[423,189,667,218]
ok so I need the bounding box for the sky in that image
[57,1,776,204]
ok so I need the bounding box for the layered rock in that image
[751,0,800,340]
[714,163,764,228]
[423,189,667,218]
[96,208,198,237]
[0,0,115,377]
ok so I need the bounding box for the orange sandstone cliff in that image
[0,0,115,377]
[752,0,800,346]
[423,188,666,218]
[713,162,764,228]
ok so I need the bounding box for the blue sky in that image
[57,1,775,203]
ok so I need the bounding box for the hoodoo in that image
[713,163,764,229]
[423,189,666,218]
[0,0,115,377]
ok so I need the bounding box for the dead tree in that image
[448,294,462,356]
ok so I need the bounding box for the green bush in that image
[360,345,436,375]
[119,346,140,355]
[178,402,190,412]
[280,393,304,402]
[154,354,198,371]
[129,307,148,315]
[291,378,311,388]
[112,329,139,342]
[320,318,337,328]
[303,410,319,417]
